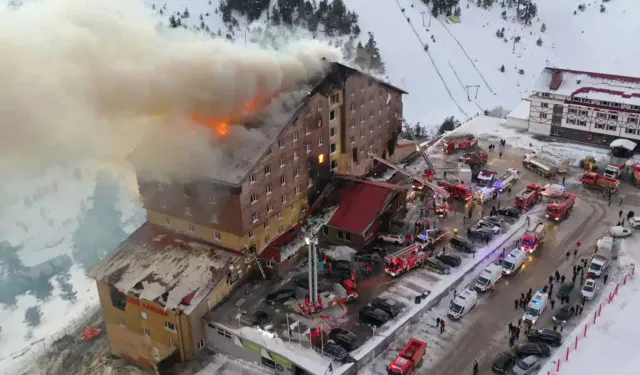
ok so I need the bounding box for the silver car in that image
[511,355,541,375]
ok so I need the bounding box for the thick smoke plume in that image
[0,0,341,175]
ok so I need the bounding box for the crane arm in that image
[402,124,435,172]
[369,154,450,198]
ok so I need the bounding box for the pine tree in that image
[72,170,126,272]
[518,0,537,25]
[432,4,439,17]
[438,116,460,135]
[454,6,461,16]
[183,7,189,18]
[354,41,368,70]
[343,37,356,60]
[483,0,493,8]
[536,37,543,46]
[56,272,77,302]
[24,306,42,327]
[169,15,179,28]
[500,65,505,72]
[540,23,546,32]
[31,273,53,301]
[365,32,385,74]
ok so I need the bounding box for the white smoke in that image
[0,0,342,175]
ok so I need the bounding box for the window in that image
[606,125,617,131]
[567,119,576,125]
[250,194,257,203]
[164,217,170,225]
[611,102,622,108]
[330,127,336,137]
[160,199,166,209]
[578,120,587,126]
[207,194,216,205]
[211,213,219,223]
[264,235,270,244]
[369,139,374,148]
[370,110,374,118]
[539,113,548,119]
[330,144,337,154]
[317,101,323,110]
[568,108,577,114]
[597,112,607,118]
[295,186,301,195]
[280,175,286,185]
[197,339,206,349]
[279,139,285,148]
[170,339,176,348]
[318,137,324,146]
[609,114,618,121]
[118,318,125,327]
[369,124,374,133]
[250,173,257,184]
[264,165,271,175]
[595,123,605,130]
[361,82,365,90]
[278,212,283,219]
[350,136,355,144]
[188,224,195,232]
[267,203,273,213]
[350,118,355,128]
[306,143,311,153]
[330,93,340,105]
[330,160,338,170]
[345,233,352,241]
[541,102,549,108]
[633,105,640,111]
[217,328,232,339]
[281,194,288,203]
[308,178,313,187]
[279,157,286,168]
[360,129,365,138]
[541,93,551,98]
[626,128,638,135]
[156,182,163,191]
[330,110,335,121]
[263,220,269,229]
[378,120,382,128]
[184,206,192,216]
[266,184,272,194]
[377,135,382,142]
[323,226,329,235]
[379,105,383,113]
[294,168,300,178]
[294,150,299,160]
[252,213,258,223]
[337,231,344,239]
[628,117,638,124]
[164,321,176,331]
[350,103,356,111]
[317,119,323,128]
[293,131,299,142]
[181,185,191,197]
[578,110,588,116]
[249,230,255,238]
[144,328,150,336]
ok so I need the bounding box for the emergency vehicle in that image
[387,338,427,375]
[384,244,428,277]
[603,163,626,179]
[434,194,449,217]
[444,134,478,154]
[475,263,502,292]
[438,181,473,201]
[514,184,542,210]
[523,153,557,178]
[415,228,447,249]
[523,290,549,325]
[474,186,498,204]
[298,280,358,315]
[545,193,576,221]
[459,148,488,167]
[521,222,546,253]
[492,168,520,192]
[448,289,478,320]
[502,248,527,275]
[477,170,497,186]
[580,172,620,192]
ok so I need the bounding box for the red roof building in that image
[321,178,407,247]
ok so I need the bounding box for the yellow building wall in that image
[147,196,306,252]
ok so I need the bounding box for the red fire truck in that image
[298,279,358,315]
[388,338,427,375]
[438,181,473,201]
[634,163,640,187]
[459,148,488,167]
[545,193,576,221]
[384,244,428,277]
[444,134,478,154]
[580,172,620,192]
[515,184,542,210]
[520,222,546,253]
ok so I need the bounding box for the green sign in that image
[269,351,292,369]
[240,339,262,354]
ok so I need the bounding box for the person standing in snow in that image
[604,273,609,284]
[514,299,519,310]
[509,334,516,347]
[473,360,479,375]
[550,299,555,310]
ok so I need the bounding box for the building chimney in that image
[550,70,563,90]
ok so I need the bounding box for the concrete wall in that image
[528,121,551,136]
[506,116,529,130]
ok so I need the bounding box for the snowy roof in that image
[610,138,637,151]
[89,222,239,313]
[533,67,640,106]
[507,100,531,120]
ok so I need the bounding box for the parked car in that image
[322,341,348,362]
[354,251,382,263]
[610,226,632,238]
[253,311,273,330]
[450,236,475,253]
[511,355,541,375]
[468,226,494,240]
[552,305,575,325]
[330,259,355,276]
[497,206,523,219]
[378,233,404,244]
[371,298,402,317]
[527,328,562,347]
[630,217,640,229]
[359,306,390,327]
[328,328,360,351]
[477,220,501,234]
[491,351,517,374]
[556,281,575,299]
[513,343,550,358]
[265,289,296,305]
[425,258,451,275]
[482,216,506,227]
[581,279,597,300]
[436,253,462,267]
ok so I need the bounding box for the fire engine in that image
[492,168,520,192]
[387,338,427,375]
[603,163,626,179]
[439,181,473,201]
[298,279,358,315]
[444,134,478,154]
[477,170,497,186]
[459,148,488,167]
[580,172,620,192]
[384,244,428,277]
[520,222,546,253]
[545,193,576,221]
[515,184,542,210]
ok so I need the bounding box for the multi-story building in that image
[528,67,640,148]
[89,61,406,369]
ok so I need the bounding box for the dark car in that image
[253,311,273,330]
[425,258,451,275]
[328,328,360,351]
[497,206,523,219]
[553,305,575,325]
[482,215,506,227]
[450,236,475,253]
[556,282,575,299]
[354,251,382,263]
[322,341,348,362]
[265,289,296,305]
[359,305,390,327]
[371,298,402,317]
[436,253,462,267]
[491,351,517,373]
[527,328,562,347]
[513,342,551,358]
[468,226,494,240]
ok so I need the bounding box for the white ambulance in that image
[523,290,549,325]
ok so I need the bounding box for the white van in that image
[475,263,502,292]
[501,248,527,275]
[447,289,478,320]
[523,290,549,325]
[588,254,609,277]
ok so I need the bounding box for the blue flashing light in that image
[533,300,540,305]
[537,289,543,293]
[508,253,515,258]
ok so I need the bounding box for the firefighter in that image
[453,227,458,235]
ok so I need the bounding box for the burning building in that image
[89,61,406,369]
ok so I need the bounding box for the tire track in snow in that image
[391,0,469,118]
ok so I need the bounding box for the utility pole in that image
[465,85,480,101]
[421,11,426,27]
[512,37,516,53]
